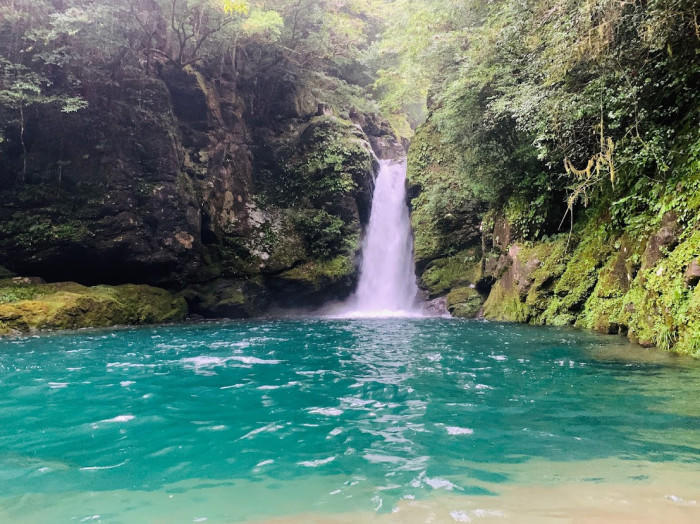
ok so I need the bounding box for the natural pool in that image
[0,318,699,523]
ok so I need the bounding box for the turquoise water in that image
[1,319,699,522]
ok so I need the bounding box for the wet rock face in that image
[0,56,386,316]
[424,296,449,316]
[180,278,269,319]
[641,212,681,271]
[0,75,201,287]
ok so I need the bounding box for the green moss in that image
[0,280,186,335]
[280,256,355,290]
[523,237,570,321]
[576,235,643,334]
[504,194,548,240]
[483,280,530,323]
[480,237,569,324]
[421,248,482,298]
[621,230,700,355]
[92,285,188,324]
[446,286,484,318]
[540,230,612,326]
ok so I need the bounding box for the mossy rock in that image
[540,231,612,325]
[0,279,186,335]
[523,237,570,321]
[181,278,267,318]
[481,238,568,324]
[447,287,484,318]
[483,279,530,323]
[620,230,700,354]
[576,235,644,334]
[279,256,355,291]
[421,248,482,298]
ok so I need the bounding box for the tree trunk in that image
[19,102,26,184]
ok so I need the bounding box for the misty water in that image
[1,319,700,522]
[334,159,422,317]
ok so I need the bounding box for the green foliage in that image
[242,9,284,41]
[0,57,87,173]
[2,216,90,248]
[620,229,700,355]
[291,210,346,260]
[0,281,46,304]
[391,0,698,244]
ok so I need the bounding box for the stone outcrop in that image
[0,277,186,335]
[407,116,699,356]
[0,50,399,324]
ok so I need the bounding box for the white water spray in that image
[337,158,423,317]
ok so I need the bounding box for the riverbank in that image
[408,122,700,357]
[0,277,186,335]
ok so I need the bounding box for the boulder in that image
[0,279,186,335]
[685,258,700,287]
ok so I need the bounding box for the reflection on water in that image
[0,318,699,522]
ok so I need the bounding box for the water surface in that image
[0,319,699,522]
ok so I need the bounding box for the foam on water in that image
[332,159,424,318]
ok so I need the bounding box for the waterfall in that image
[338,158,423,317]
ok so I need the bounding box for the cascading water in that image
[339,158,423,317]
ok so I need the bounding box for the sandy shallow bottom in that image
[2,458,699,523]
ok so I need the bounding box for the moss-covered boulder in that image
[420,248,482,298]
[180,278,268,319]
[482,241,565,323]
[447,287,484,318]
[483,279,530,323]
[0,278,186,335]
[271,256,357,308]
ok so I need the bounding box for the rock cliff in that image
[0,50,399,323]
[407,116,700,356]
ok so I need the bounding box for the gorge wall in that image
[0,49,400,322]
[407,119,700,356]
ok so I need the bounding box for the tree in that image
[0,58,86,183]
[153,0,250,67]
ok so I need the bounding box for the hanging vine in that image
[559,109,616,242]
